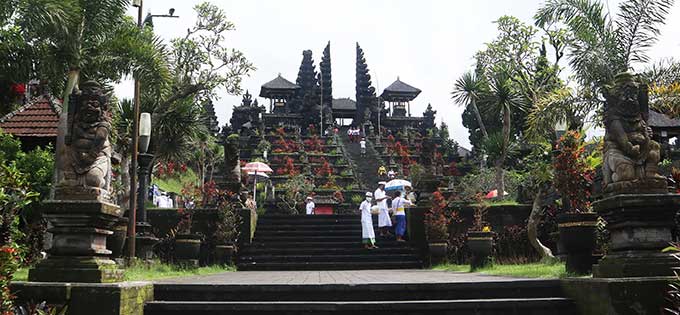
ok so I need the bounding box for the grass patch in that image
[434,262,576,278]
[124,262,233,281]
[153,169,199,194]
[12,262,233,282]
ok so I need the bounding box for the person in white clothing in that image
[360,192,377,249]
[359,138,367,156]
[387,169,396,179]
[374,181,392,237]
[305,196,315,215]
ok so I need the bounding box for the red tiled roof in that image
[0,96,61,137]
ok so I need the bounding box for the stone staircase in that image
[338,127,384,190]
[145,274,577,314]
[236,214,423,270]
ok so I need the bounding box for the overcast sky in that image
[114,0,680,149]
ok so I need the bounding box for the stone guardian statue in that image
[601,72,666,195]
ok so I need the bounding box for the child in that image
[360,192,377,249]
[391,190,413,242]
[305,196,315,215]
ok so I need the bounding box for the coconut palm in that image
[535,0,674,89]
[481,71,526,198]
[452,71,489,140]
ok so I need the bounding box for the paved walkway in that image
[157,269,542,285]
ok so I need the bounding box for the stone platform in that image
[146,270,576,314]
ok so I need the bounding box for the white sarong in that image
[360,201,375,241]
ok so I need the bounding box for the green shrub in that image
[350,194,364,204]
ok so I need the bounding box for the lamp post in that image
[127,0,178,259]
[553,119,569,213]
[135,113,158,259]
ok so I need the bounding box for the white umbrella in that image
[247,171,270,179]
[384,179,412,191]
[242,162,273,202]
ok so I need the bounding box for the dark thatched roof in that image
[332,98,356,110]
[648,110,680,129]
[380,78,421,101]
[260,74,299,98]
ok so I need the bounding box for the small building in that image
[380,77,421,117]
[331,98,356,124]
[0,95,61,150]
[259,74,300,113]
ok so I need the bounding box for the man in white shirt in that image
[374,181,392,237]
[305,196,315,215]
[359,138,367,157]
[387,169,396,179]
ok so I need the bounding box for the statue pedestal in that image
[593,194,680,278]
[29,200,124,283]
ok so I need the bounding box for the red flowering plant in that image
[332,190,345,203]
[553,131,594,213]
[425,190,450,241]
[315,158,333,177]
[304,136,323,153]
[448,161,462,176]
[276,157,299,176]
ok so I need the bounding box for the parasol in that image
[384,179,412,191]
[241,162,273,202]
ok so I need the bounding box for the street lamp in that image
[136,112,158,260]
[554,120,567,140]
[143,8,180,28]
[128,0,178,259]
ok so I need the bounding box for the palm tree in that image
[482,71,526,198]
[452,71,489,140]
[535,0,674,89]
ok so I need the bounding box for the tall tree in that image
[354,43,377,125]
[484,71,526,198]
[535,0,674,90]
[452,71,489,141]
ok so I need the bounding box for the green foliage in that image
[214,193,241,244]
[457,168,523,202]
[0,163,39,313]
[153,168,199,194]
[122,261,233,281]
[350,194,364,204]
[535,0,674,90]
[277,174,315,214]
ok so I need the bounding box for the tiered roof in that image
[259,74,300,98]
[380,78,421,101]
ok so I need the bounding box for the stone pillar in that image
[29,200,124,283]
[593,194,680,277]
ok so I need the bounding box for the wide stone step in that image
[237,254,420,263]
[256,224,363,231]
[255,230,363,237]
[152,279,566,302]
[145,298,575,315]
[253,235,386,242]
[236,261,423,271]
[239,247,418,256]
[245,241,411,248]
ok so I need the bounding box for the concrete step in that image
[236,261,423,271]
[145,298,576,315]
[256,224,363,231]
[237,254,420,263]
[239,247,418,255]
[255,230,363,237]
[244,241,411,248]
[152,279,566,302]
[253,235,389,243]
